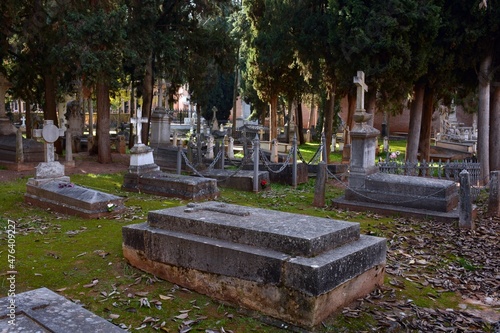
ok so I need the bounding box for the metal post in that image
[253,134,259,192]
[176,141,182,175]
[220,139,225,170]
[292,133,297,188]
[459,169,474,229]
[321,132,327,162]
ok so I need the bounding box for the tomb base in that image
[25,180,125,218]
[202,169,270,192]
[122,171,219,201]
[122,202,386,328]
[242,163,308,185]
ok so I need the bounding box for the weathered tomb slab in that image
[123,201,386,328]
[122,171,219,201]
[242,163,308,185]
[0,287,125,333]
[345,172,459,212]
[201,169,270,192]
[25,180,125,218]
[0,135,44,163]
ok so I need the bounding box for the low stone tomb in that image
[242,162,308,185]
[0,287,125,332]
[25,120,125,218]
[123,201,386,328]
[26,179,125,218]
[201,169,270,192]
[333,172,460,221]
[122,171,220,201]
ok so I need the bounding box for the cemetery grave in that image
[122,107,220,200]
[24,120,126,218]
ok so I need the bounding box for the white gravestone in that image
[128,107,159,173]
[130,107,148,145]
[30,120,69,184]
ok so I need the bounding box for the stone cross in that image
[33,120,65,162]
[130,107,148,145]
[21,115,26,127]
[353,71,368,111]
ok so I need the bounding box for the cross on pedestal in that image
[353,71,368,111]
[21,115,26,127]
[130,107,148,145]
[33,120,65,162]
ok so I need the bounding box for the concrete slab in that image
[0,287,125,333]
[122,202,386,328]
[25,180,125,218]
[122,171,219,201]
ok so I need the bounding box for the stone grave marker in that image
[123,107,219,201]
[25,120,125,218]
[0,288,125,332]
[150,106,172,146]
[333,71,461,221]
[123,201,386,329]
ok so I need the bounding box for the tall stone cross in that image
[353,71,368,111]
[33,120,65,162]
[21,115,26,127]
[130,107,148,145]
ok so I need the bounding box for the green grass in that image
[0,144,487,332]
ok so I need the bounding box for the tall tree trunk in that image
[418,86,434,162]
[366,89,377,127]
[270,94,278,140]
[297,98,305,145]
[26,102,32,139]
[406,81,425,163]
[96,80,112,164]
[129,83,135,149]
[346,92,356,138]
[324,87,336,163]
[43,71,62,153]
[141,53,154,145]
[490,83,500,171]
[478,54,491,184]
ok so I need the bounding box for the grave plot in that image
[122,108,219,201]
[122,201,386,329]
[0,288,126,333]
[24,120,125,218]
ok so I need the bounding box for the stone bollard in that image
[313,162,327,207]
[271,139,278,163]
[459,169,474,229]
[488,171,500,217]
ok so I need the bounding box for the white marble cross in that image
[21,115,26,127]
[33,120,65,162]
[130,107,148,145]
[353,71,368,111]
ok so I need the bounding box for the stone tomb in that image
[122,171,220,201]
[122,109,219,201]
[25,120,125,218]
[122,201,386,328]
[333,71,459,221]
[202,169,270,192]
[0,288,125,332]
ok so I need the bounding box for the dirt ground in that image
[0,153,130,182]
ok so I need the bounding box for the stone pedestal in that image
[123,202,386,329]
[150,107,171,146]
[348,119,380,188]
[127,144,160,174]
